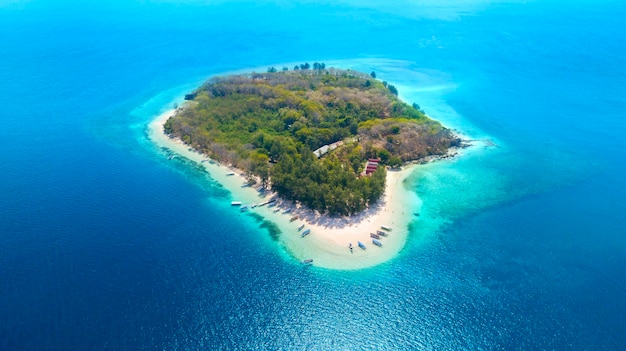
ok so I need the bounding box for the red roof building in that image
[364,158,381,175]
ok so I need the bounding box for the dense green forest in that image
[164,65,459,215]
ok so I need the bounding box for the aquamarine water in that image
[1,1,625,349]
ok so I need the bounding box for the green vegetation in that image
[165,66,459,215]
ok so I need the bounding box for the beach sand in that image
[148,108,422,270]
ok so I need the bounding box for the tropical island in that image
[149,63,465,269]
[163,65,460,216]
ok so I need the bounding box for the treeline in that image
[267,61,327,72]
[270,144,385,216]
[165,68,458,215]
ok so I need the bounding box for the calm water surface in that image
[0,0,624,349]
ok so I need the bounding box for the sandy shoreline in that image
[148,108,423,269]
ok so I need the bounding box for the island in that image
[149,64,464,269]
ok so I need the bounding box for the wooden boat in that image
[376,230,387,237]
[240,205,249,212]
[290,216,298,222]
[226,172,235,176]
[302,259,313,265]
[357,241,366,250]
[370,233,380,239]
[372,239,383,247]
[301,229,311,237]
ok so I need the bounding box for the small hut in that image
[364,158,380,176]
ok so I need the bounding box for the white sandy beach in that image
[149,108,423,269]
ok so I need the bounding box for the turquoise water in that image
[1,0,625,349]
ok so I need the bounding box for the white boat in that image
[297,223,305,231]
[240,205,249,212]
[226,172,235,176]
[231,201,242,206]
[381,225,392,231]
[302,259,313,265]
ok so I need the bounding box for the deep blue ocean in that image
[1,0,625,349]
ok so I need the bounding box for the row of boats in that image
[349,225,391,252]
[303,225,391,265]
[232,200,312,238]
[231,199,277,212]
[230,193,318,265]
[235,201,315,265]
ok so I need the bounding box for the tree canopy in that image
[165,66,459,215]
